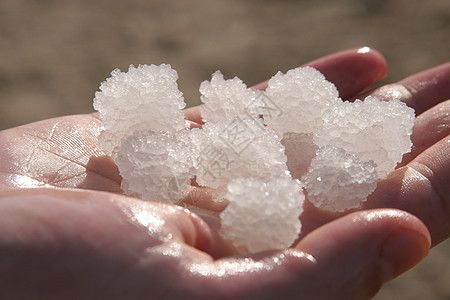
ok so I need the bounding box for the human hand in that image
[0,48,448,299]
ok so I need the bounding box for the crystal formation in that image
[302,146,377,211]
[93,63,415,253]
[115,129,196,203]
[199,71,261,122]
[93,64,186,156]
[220,175,304,252]
[190,117,287,195]
[264,67,339,135]
[314,96,415,176]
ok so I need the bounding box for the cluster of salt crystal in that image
[94,64,193,203]
[94,63,415,253]
[199,71,262,122]
[314,96,415,176]
[196,72,304,252]
[301,146,377,211]
[264,67,340,134]
[221,175,304,253]
[115,129,196,203]
[93,64,186,156]
[253,68,414,210]
[190,117,287,196]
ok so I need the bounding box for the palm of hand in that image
[0,48,448,299]
[0,113,121,192]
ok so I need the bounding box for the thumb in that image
[295,209,431,299]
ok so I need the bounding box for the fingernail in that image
[381,229,430,282]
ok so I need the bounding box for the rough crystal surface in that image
[264,67,340,135]
[314,96,415,177]
[191,117,287,196]
[115,129,196,203]
[200,71,261,122]
[302,146,377,211]
[93,64,186,155]
[94,63,416,253]
[220,175,304,252]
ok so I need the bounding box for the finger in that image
[187,209,429,300]
[0,188,230,257]
[361,62,450,115]
[399,99,450,166]
[293,209,430,299]
[178,187,228,231]
[184,47,387,124]
[0,190,430,299]
[364,135,450,246]
[0,188,231,299]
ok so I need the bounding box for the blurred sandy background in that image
[0,0,449,298]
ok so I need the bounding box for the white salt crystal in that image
[314,96,415,177]
[302,146,377,212]
[191,117,287,197]
[115,129,196,203]
[264,67,340,135]
[220,175,304,252]
[200,71,262,122]
[93,64,186,156]
[94,63,416,252]
[281,132,319,180]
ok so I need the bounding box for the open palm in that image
[0,48,448,299]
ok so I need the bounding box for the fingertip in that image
[294,209,430,299]
[357,46,387,82]
[309,46,387,99]
[335,46,387,77]
[380,224,430,282]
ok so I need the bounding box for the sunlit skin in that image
[0,47,448,299]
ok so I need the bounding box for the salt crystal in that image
[314,96,415,177]
[302,146,377,211]
[93,64,186,156]
[264,67,340,135]
[220,175,304,252]
[115,129,196,203]
[200,71,261,122]
[191,117,287,198]
[94,64,415,253]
